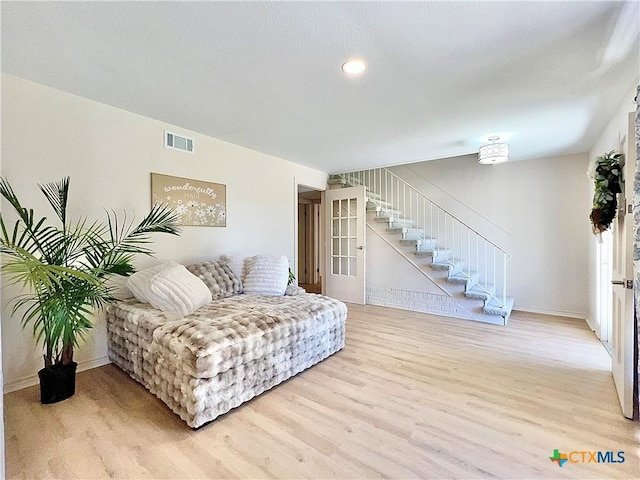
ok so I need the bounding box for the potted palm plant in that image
[0,176,181,404]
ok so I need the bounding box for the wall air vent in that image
[165,130,194,154]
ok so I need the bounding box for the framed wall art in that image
[151,173,226,227]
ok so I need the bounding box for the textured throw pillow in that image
[219,254,248,282]
[146,264,212,317]
[187,259,242,299]
[127,261,179,303]
[243,254,289,296]
[285,284,306,296]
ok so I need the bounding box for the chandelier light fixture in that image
[478,136,509,164]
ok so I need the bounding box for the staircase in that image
[329,168,514,325]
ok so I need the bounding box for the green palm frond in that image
[0,176,181,367]
[134,203,182,235]
[38,177,69,226]
[108,204,182,253]
[0,178,29,221]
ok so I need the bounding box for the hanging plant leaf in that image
[589,150,623,235]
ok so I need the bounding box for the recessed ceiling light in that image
[341,59,366,76]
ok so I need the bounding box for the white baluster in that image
[503,252,507,306]
[493,248,496,303]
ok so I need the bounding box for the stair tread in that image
[447,271,479,285]
[386,227,424,233]
[432,258,463,266]
[375,218,415,226]
[374,215,411,220]
[467,283,495,292]
[415,249,450,259]
[400,238,439,245]
[430,259,464,271]
[399,239,423,245]
[450,273,474,280]
[465,283,496,300]
[327,178,347,185]
[484,297,515,320]
[377,209,403,216]
[449,271,477,279]
[415,249,450,257]
[368,198,391,207]
[485,296,514,308]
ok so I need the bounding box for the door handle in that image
[611,280,624,285]
[356,245,364,250]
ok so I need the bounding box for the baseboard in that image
[3,355,111,394]
[584,315,599,334]
[513,306,587,320]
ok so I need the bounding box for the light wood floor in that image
[5,306,639,479]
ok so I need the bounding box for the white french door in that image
[610,112,636,419]
[325,186,366,304]
[596,230,613,347]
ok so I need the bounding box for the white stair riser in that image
[430,261,464,275]
[402,231,423,241]
[418,239,439,249]
[389,221,415,228]
[368,198,392,208]
[415,249,450,260]
[386,227,425,241]
[399,238,440,249]
[373,217,412,224]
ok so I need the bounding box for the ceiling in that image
[2,1,639,174]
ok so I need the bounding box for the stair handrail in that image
[390,164,511,239]
[383,168,510,257]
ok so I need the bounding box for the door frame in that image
[295,181,324,292]
[325,185,366,304]
[611,111,638,419]
[298,197,321,285]
[595,229,613,348]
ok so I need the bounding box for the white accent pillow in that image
[127,261,179,303]
[146,264,212,317]
[243,255,289,296]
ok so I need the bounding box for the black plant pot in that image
[38,362,78,404]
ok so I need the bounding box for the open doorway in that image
[298,186,323,294]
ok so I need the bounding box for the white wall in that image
[586,86,638,335]
[0,74,328,390]
[390,152,592,317]
[389,164,511,252]
[366,230,444,294]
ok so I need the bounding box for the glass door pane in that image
[330,196,357,277]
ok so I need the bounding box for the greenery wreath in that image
[588,150,623,236]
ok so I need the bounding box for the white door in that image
[325,186,366,304]
[611,112,636,419]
